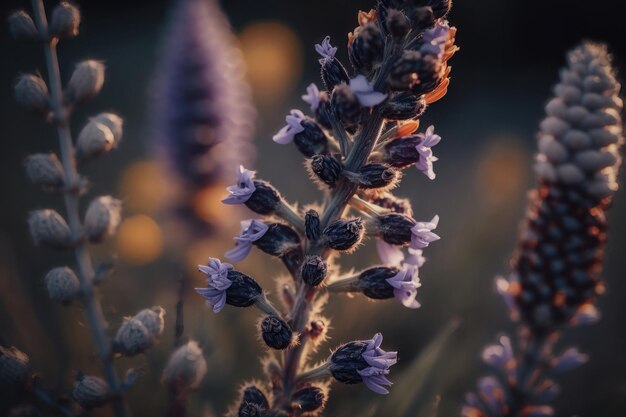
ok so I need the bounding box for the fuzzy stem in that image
[296,361,331,383]
[30,2,130,416]
[275,203,305,235]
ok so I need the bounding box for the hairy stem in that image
[30,1,130,416]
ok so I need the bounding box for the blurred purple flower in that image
[302,83,321,112]
[273,110,306,145]
[225,220,269,262]
[315,36,337,59]
[410,215,440,249]
[349,75,387,107]
[222,165,256,205]
[195,258,233,312]
[415,126,441,180]
[357,333,398,394]
[386,264,421,308]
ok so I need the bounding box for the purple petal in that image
[302,83,321,111]
[376,239,405,266]
[315,36,337,58]
[355,91,388,107]
[225,242,253,262]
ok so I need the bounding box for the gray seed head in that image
[45,266,80,304]
[114,317,153,356]
[84,196,122,242]
[28,209,72,248]
[133,306,166,338]
[66,60,105,104]
[72,374,110,409]
[162,340,207,391]
[24,153,64,189]
[50,1,81,38]
[8,11,38,40]
[0,346,30,390]
[14,74,49,113]
[75,120,116,160]
[91,112,123,144]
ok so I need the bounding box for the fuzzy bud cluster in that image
[114,306,165,356]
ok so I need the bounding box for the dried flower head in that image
[14,74,49,113]
[50,1,81,38]
[44,266,80,304]
[28,209,72,248]
[72,374,110,409]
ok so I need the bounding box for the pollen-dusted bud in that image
[386,9,410,39]
[331,83,361,129]
[245,180,281,214]
[45,266,80,304]
[320,57,350,93]
[72,374,110,409]
[8,11,38,40]
[294,118,330,157]
[383,135,421,168]
[24,153,64,189]
[382,93,426,121]
[66,60,105,104]
[84,196,122,242]
[91,113,123,144]
[28,209,72,249]
[0,346,30,391]
[255,223,302,258]
[376,213,416,245]
[14,74,49,113]
[291,384,326,412]
[238,385,270,415]
[114,317,153,356]
[357,266,398,299]
[322,218,364,251]
[162,340,207,391]
[133,306,165,338]
[355,164,399,189]
[260,315,293,350]
[303,211,321,243]
[311,154,343,186]
[75,120,116,160]
[301,255,328,286]
[49,2,81,38]
[349,23,384,74]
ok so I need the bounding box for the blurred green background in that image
[0,0,625,416]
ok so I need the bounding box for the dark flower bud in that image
[246,180,281,214]
[225,270,264,308]
[376,213,416,245]
[50,2,81,38]
[355,164,399,189]
[239,385,269,415]
[320,57,350,93]
[254,223,301,258]
[349,23,384,74]
[305,209,322,241]
[357,267,398,299]
[72,374,110,409]
[331,83,361,129]
[261,315,293,350]
[329,341,369,384]
[293,118,329,157]
[291,384,326,412]
[45,266,80,304]
[314,91,333,129]
[322,218,364,251]
[382,93,426,121]
[311,154,343,186]
[301,256,328,286]
[14,74,49,113]
[389,50,443,96]
[369,192,414,216]
[0,346,30,391]
[238,404,265,417]
[383,135,421,168]
[386,9,410,38]
[410,6,435,31]
[8,11,38,40]
[24,153,64,189]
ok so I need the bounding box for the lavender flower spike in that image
[386,264,422,308]
[357,333,398,394]
[349,75,388,107]
[225,219,269,262]
[222,165,256,205]
[315,36,337,59]
[415,126,442,180]
[195,258,233,312]
[302,83,321,112]
[272,109,306,144]
[410,215,440,249]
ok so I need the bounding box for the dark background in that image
[1,1,625,416]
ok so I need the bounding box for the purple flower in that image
[386,264,421,308]
[415,126,442,180]
[421,21,450,57]
[482,336,514,370]
[349,75,387,107]
[376,240,425,268]
[195,258,233,313]
[315,36,337,59]
[302,83,321,112]
[357,333,398,394]
[225,219,269,262]
[551,347,589,374]
[222,165,256,205]
[410,215,440,249]
[273,109,306,145]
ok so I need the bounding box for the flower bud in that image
[254,223,302,258]
[8,11,38,40]
[0,346,30,390]
[91,113,123,144]
[14,74,49,113]
[389,50,444,96]
[50,2,81,38]
[45,266,80,304]
[245,180,281,215]
[331,83,361,128]
[386,9,410,38]
[320,57,350,93]
[369,192,414,216]
[291,384,326,412]
[355,164,399,189]
[423,0,451,19]
[308,319,327,342]
[75,120,116,160]
[357,267,398,299]
[349,23,384,74]
[162,340,207,391]
[72,374,110,409]
[383,135,421,167]
[294,118,329,157]
[66,60,105,103]
[322,218,364,251]
[228,270,264,307]
[24,153,64,189]
[114,318,153,356]
[305,209,322,241]
[28,209,72,248]
[375,213,416,245]
[382,93,426,120]
[133,306,165,337]
[314,91,333,129]
[301,256,328,286]
[84,196,122,242]
[311,154,343,186]
[260,315,293,350]
[238,385,269,415]
[410,6,436,31]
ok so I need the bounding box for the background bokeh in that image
[1,0,625,416]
